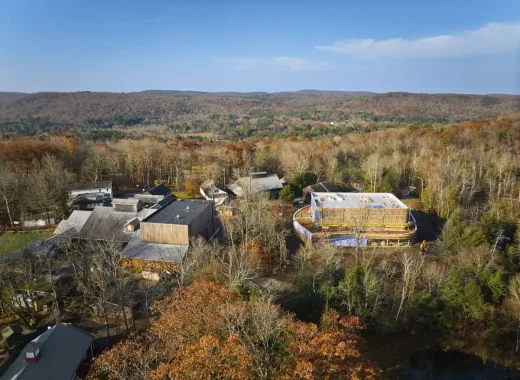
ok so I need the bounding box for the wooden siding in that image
[141,223,189,245]
[318,207,408,228]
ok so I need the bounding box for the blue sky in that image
[1,0,519,94]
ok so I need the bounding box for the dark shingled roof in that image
[303,181,339,193]
[1,324,93,380]
[146,184,172,196]
[143,199,212,226]
[67,181,112,191]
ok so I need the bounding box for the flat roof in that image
[142,199,212,226]
[112,198,141,206]
[311,192,407,209]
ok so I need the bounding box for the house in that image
[123,199,215,272]
[226,172,284,198]
[71,192,106,210]
[200,180,228,206]
[1,324,94,380]
[78,199,157,243]
[68,181,113,201]
[302,181,340,198]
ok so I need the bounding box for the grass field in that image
[173,192,202,199]
[0,230,53,256]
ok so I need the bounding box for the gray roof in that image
[303,181,339,193]
[78,208,133,242]
[133,194,164,204]
[112,198,141,206]
[79,206,158,243]
[123,230,188,263]
[227,174,284,197]
[53,210,92,235]
[1,324,93,380]
[143,199,212,226]
[68,181,112,191]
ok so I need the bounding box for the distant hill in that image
[134,89,375,97]
[0,90,519,137]
[0,92,28,100]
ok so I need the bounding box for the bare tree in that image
[395,252,424,321]
[0,163,21,226]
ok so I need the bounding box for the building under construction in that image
[294,192,416,247]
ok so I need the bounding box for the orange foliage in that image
[92,282,379,380]
[0,137,65,172]
[279,310,379,380]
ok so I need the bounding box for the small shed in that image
[112,198,143,213]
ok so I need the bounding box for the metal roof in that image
[311,192,407,209]
[1,324,93,380]
[142,199,212,226]
[53,210,92,235]
[123,230,188,263]
[227,174,284,197]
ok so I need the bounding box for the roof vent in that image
[176,214,180,218]
[25,342,41,363]
[186,206,190,210]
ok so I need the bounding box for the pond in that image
[401,349,520,379]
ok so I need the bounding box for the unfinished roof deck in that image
[311,192,407,209]
[311,192,409,228]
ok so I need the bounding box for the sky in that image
[1,0,520,94]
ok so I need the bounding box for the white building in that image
[68,181,113,201]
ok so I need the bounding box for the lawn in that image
[0,230,53,256]
[173,192,202,199]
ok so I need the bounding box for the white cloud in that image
[315,22,520,59]
[225,57,331,71]
[272,57,330,71]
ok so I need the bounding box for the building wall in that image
[141,223,190,245]
[188,203,214,239]
[313,207,408,228]
[113,204,138,213]
[70,188,112,199]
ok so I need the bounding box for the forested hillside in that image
[0,91,518,138]
[2,115,520,376]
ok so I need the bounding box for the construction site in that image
[293,192,417,247]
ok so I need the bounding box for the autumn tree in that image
[92,282,378,380]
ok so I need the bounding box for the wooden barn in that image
[140,199,215,245]
[122,199,216,273]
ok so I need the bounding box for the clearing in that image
[0,230,53,256]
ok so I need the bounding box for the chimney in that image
[25,343,41,363]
